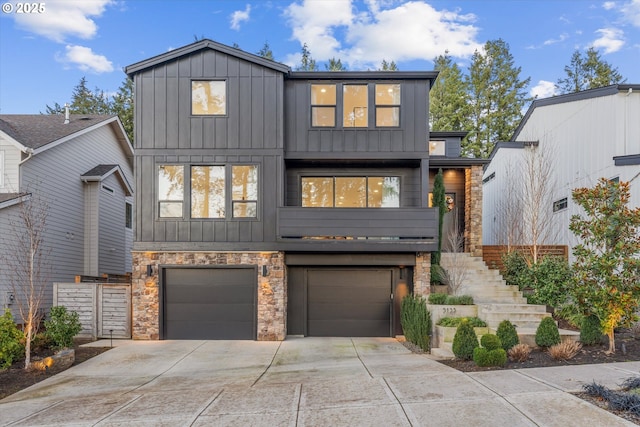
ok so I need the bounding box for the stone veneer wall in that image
[464,165,483,257]
[131,251,286,341]
[414,252,431,297]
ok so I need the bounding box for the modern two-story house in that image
[125,39,484,341]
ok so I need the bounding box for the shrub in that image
[45,306,82,350]
[444,295,474,305]
[0,310,24,369]
[430,264,447,286]
[437,317,487,328]
[428,293,448,305]
[496,320,519,351]
[501,251,530,289]
[535,317,561,348]
[31,332,52,353]
[400,294,431,352]
[580,314,603,345]
[480,333,502,351]
[452,319,479,360]
[526,256,572,308]
[549,340,583,360]
[508,343,531,362]
[473,347,507,367]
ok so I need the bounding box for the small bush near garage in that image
[496,319,519,351]
[452,319,479,360]
[400,294,431,352]
[45,306,82,350]
[535,317,561,348]
[473,347,507,367]
[437,316,487,328]
[580,314,604,345]
[428,293,447,304]
[0,311,24,369]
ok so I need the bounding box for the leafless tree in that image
[443,209,469,295]
[6,191,51,370]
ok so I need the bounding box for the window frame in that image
[125,202,132,229]
[375,84,401,127]
[191,80,227,116]
[342,84,369,128]
[190,165,226,219]
[429,140,446,156]
[158,164,185,219]
[231,165,259,219]
[301,175,400,208]
[553,197,568,213]
[310,84,336,127]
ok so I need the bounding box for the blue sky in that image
[1,0,639,114]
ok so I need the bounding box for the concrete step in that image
[478,303,548,313]
[517,328,580,348]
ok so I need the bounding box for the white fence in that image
[53,282,131,339]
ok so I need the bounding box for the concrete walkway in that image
[1,337,638,426]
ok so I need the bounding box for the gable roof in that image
[0,114,133,165]
[81,164,133,196]
[512,84,640,141]
[125,39,291,76]
[0,192,30,210]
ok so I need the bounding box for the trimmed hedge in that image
[437,316,487,328]
[473,347,507,367]
[496,319,519,351]
[535,317,561,348]
[480,334,502,351]
[452,320,479,360]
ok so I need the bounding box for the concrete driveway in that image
[1,337,637,426]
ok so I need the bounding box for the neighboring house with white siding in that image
[0,114,134,316]
[483,84,640,256]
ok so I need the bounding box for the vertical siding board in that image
[227,221,239,241]
[227,76,240,149]
[214,221,226,241]
[239,76,252,148]
[320,131,332,152]
[356,131,367,152]
[239,221,252,242]
[191,51,203,78]
[190,222,203,242]
[191,118,203,149]
[178,77,191,149]
[166,76,179,149]
[252,75,264,149]
[141,73,155,150]
[202,221,214,242]
[154,77,167,149]
[203,50,216,75]
[140,155,155,241]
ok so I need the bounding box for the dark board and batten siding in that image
[132,49,285,248]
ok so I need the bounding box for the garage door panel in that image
[163,268,255,340]
[308,302,389,319]
[309,320,390,337]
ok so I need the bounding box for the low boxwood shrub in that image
[45,306,82,350]
[580,314,603,345]
[428,293,448,305]
[473,347,507,367]
[452,319,479,360]
[444,295,474,305]
[496,319,519,351]
[0,310,24,369]
[480,333,502,351]
[437,317,487,328]
[400,294,431,352]
[535,317,561,348]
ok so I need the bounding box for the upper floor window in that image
[343,85,368,127]
[158,165,184,218]
[311,84,336,127]
[429,140,445,156]
[375,84,400,127]
[192,80,226,115]
[302,176,399,208]
[191,166,225,218]
[232,165,258,218]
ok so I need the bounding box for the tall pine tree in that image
[556,47,625,94]
[296,43,318,71]
[429,53,471,133]
[465,39,531,158]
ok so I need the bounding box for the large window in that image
[191,166,225,218]
[232,165,258,218]
[343,85,368,127]
[158,165,184,218]
[302,176,399,208]
[311,84,336,127]
[375,84,400,127]
[192,80,226,115]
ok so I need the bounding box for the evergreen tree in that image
[429,53,471,133]
[556,47,625,94]
[257,41,274,60]
[325,57,346,71]
[432,169,446,265]
[465,39,532,158]
[379,59,398,71]
[112,77,134,143]
[296,43,317,71]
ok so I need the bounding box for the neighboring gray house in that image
[483,84,640,257]
[0,114,134,316]
[125,39,485,341]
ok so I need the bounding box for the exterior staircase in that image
[433,253,578,354]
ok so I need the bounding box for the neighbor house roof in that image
[81,164,133,196]
[0,114,133,164]
[0,192,30,210]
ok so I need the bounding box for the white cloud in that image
[543,33,569,46]
[284,0,481,69]
[621,0,640,26]
[603,1,616,10]
[591,27,625,53]
[530,81,557,99]
[230,4,251,30]
[57,45,114,73]
[11,0,114,42]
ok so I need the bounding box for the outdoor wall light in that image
[262,265,269,276]
[146,264,154,276]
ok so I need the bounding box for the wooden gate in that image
[53,282,131,339]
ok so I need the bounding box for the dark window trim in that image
[553,197,568,213]
[482,172,496,184]
[158,164,185,219]
[310,83,336,128]
[374,84,401,128]
[125,202,132,229]
[190,79,228,117]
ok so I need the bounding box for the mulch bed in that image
[0,339,111,400]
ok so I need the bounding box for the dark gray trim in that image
[512,84,640,141]
[285,152,428,160]
[486,141,539,162]
[429,158,489,167]
[430,131,469,138]
[285,253,416,266]
[613,154,640,166]
[289,71,439,81]
[126,39,290,76]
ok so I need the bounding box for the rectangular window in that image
[429,140,446,156]
[192,80,226,115]
[125,202,132,229]
[311,84,336,127]
[232,165,258,218]
[553,197,568,212]
[343,85,368,127]
[302,176,399,208]
[375,84,400,127]
[191,166,225,218]
[158,165,184,218]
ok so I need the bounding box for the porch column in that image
[464,165,483,257]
